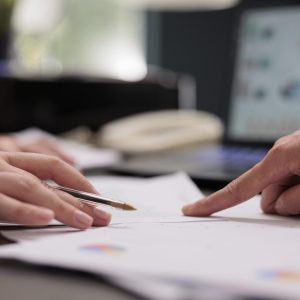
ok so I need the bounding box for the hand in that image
[0,135,75,165]
[0,151,111,229]
[182,130,300,217]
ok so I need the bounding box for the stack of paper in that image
[12,127,121,170]
[1,173,300,300]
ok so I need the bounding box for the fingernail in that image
[74,210,93,227]
[182,204,193,215]
[93,206,112,223]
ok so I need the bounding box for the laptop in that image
[105,1,300,188]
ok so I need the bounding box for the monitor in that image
[228,5,300,142]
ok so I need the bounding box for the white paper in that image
[0,172,222,299]
[1,211,300,300]
[1,173,215,242]
[89,173,215,224]
[1,227,77,242]
[1,175,300,299]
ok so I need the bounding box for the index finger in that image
[182,155,290,216]
[4,152,98,194]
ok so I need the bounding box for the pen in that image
[51,185,137,211]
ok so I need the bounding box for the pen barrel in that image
[51,185,136,210]
[57,188,112,205]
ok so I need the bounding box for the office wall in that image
[146,0,300,121]
[146,8,235,120]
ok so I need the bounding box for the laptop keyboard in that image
[107,145,269,183]
[181,146,268,172]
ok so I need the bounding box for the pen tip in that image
[111,202,137,211]
[112,202,137,211]
[122,204,137,211]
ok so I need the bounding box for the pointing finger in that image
[182,149,290,216]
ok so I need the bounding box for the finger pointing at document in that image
[182,131,300,217]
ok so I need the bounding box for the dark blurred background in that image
[0,0,245,134]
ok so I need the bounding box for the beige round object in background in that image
[98,110,224,154]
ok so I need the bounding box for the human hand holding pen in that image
[182,131,300,217]
[0,151,111,229]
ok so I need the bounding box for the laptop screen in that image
[228,6,300,142]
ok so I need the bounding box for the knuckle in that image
[57,190,84,209]
[75,198,85,209]
[266,143,287,162]
[224,179,241,200]
[274,137,285,147]
[292,130,300,138]
[54,198,72,215]
[49,156,64,169]
[16,176,37,193]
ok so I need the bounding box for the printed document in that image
[1,174,300,300]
